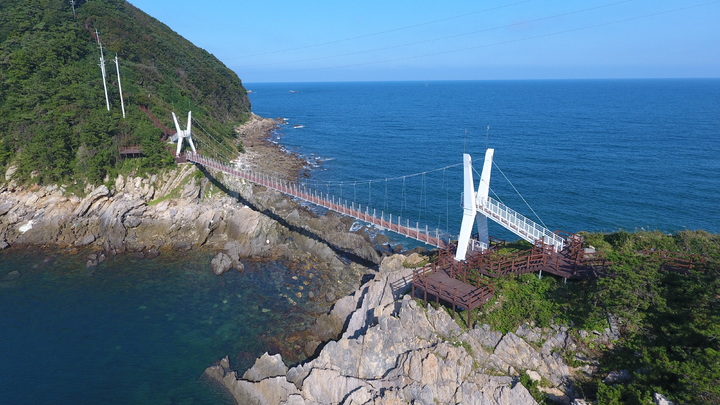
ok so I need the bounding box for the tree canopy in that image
[0,0,250,184]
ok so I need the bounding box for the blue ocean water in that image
[0,249,319,404]
[248,79,720,238]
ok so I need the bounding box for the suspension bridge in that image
[174,110,565,257]
[174,111,704,326]
[185,151,449,247]
[171,111,605,325]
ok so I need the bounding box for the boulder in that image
[242,353,289,382]
[211,252,233,275]
[77,234,96,246]
[3,270,21,281]
[654,393,675,405]
[70,185,110,218]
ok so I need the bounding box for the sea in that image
[1,79,718,404]
[248,79,720,238]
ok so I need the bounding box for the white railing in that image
[478,196,565,251]
[185,152,449,248]
[468,238,489,254]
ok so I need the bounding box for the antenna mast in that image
[485,125,490,150]
[114,55,126,118]
[96,30,110,111]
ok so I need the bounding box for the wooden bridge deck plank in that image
[415,269,493,311]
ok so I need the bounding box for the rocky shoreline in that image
[0,114,381,265]
[205,254,626,405]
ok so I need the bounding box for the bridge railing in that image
[478,196,565,251]
[185,152,450,248]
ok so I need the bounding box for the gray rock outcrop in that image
[208,254,600,404]
[0,164,384,275]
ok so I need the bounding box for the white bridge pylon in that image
[455,149,565,261]
[172,111,197,156]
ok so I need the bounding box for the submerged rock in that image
[3,270,20,281]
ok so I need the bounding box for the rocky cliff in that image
[205,254,623,405]
[0,156,382,297]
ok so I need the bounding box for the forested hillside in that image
[0,0,250,184]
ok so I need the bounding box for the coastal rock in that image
[207,255,545,405]
[77,234,96,246]
[654,393,675,405]
[3,270,21,281]
[0,201,13,216]
[70,185,110,219]
[211,252,233,275]
[242,353,289,382]
[489,331,570,387]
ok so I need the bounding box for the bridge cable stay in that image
[472,164,544,231]
[190,133,228,162]
[441,167,450,237]
[301,164,459,239]
[368,181,372,208]
[419,172,427,224]
[491,162,550,231]
[193,119,239,159]
[183,127,462,247]
[295,164,460,233]
[181,120,227,161]
[185,149,460,247]
[384,180,389,215]
[401,176,406,219]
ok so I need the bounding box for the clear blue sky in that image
[128,0,720,83]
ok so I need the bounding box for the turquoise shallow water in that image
[0,248,318,404]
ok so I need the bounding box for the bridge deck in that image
[186,152,448,248]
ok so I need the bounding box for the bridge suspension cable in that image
[180,124,461,246]
[492,162,550,231]
[472,163,549,232]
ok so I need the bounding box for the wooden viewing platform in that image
[411,234,707,326]
[411,235,603,326]
[412,263,495,326]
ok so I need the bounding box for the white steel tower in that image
[172,111,197,156]
[455,148,494,261]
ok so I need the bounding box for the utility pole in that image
[114,55,126,118]
[96,30,110,111]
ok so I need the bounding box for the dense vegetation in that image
[0,0,250,185]
[469,230,719,404]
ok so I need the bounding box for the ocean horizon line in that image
[244,77,720,86]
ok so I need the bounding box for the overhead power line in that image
[247,0,720,75]
[236,0,536,60]
[235,0,637,69]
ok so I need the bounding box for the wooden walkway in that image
[410,234,708,326]
[411,235,603,325]
[412,264,494,326]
